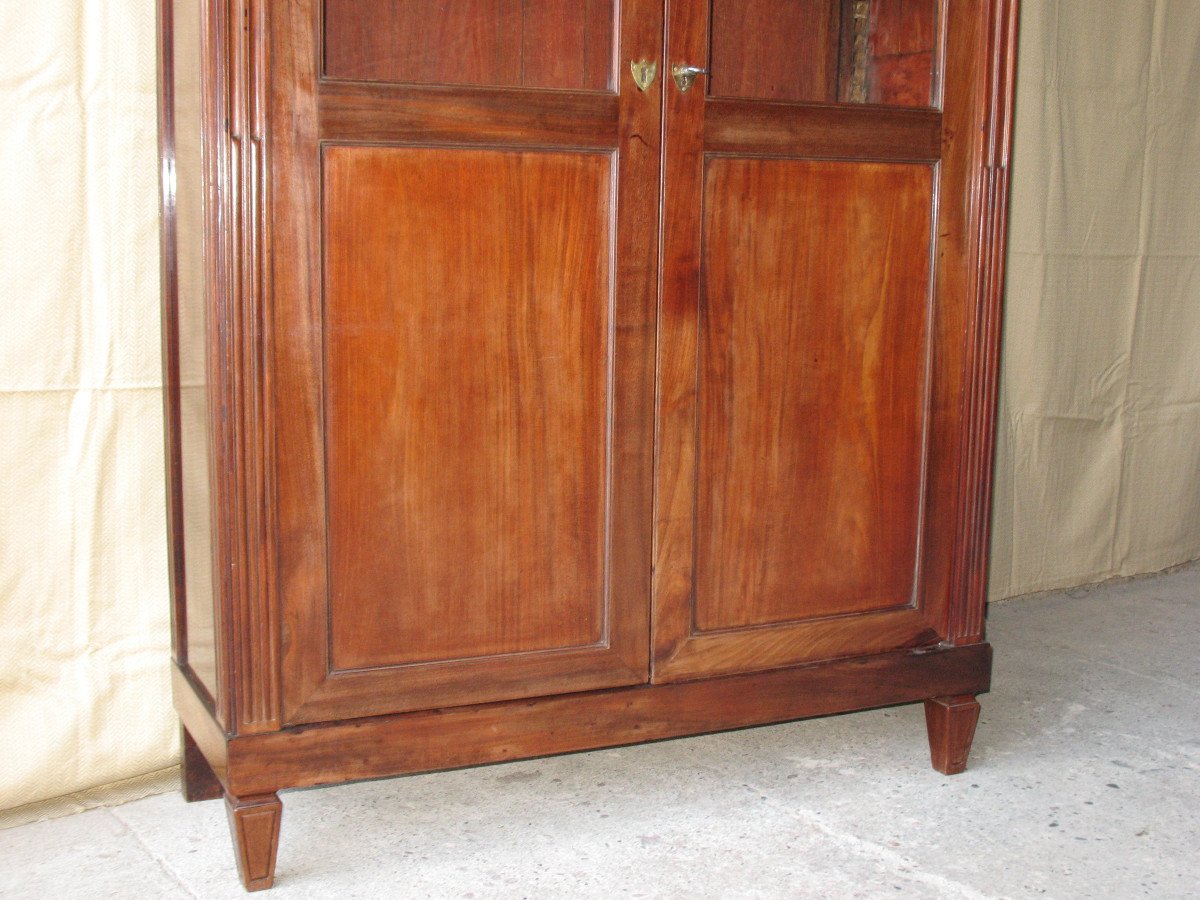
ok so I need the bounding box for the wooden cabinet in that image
[158,0,1019,890]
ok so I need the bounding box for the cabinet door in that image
[272,0,663,724]
[655,0,998,681]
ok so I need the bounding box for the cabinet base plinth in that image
[174,643,991,890]
[182,726,223,803]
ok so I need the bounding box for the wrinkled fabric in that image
[0,0,1197,812]
[0,4,175,811]
[990,0,1200,598]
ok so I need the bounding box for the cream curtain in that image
[1,0,1197,814]
[0,5,175,813]
[989,1,1200,597]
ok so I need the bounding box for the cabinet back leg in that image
[226,792,283,891]
[924,695,981,775]
[181,726,223,802]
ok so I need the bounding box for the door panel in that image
[708,0,940,106]
[323,146,612,670]
[324,0,615,90]
[709,0,840,102]
[277,0,663,724]
[655,0,983,682]
[696,158,932,632]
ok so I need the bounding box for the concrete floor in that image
[2,566,1198,899]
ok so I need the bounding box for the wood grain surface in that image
[325,0,615,90]
[322,146,613,670]
[270,0,663,724]
[655,0,953,682]
[161,0,1020,887]
[709,0,840,102]
[868,0,939,106]
[696,158,933,631]
[208,644,993,796]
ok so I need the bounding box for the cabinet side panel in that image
[163,0,220,701]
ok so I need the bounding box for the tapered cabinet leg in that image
[226,792,283,892]
[181,726,223,802]
[924,695,982,775]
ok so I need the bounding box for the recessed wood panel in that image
[709,0,840,102]
[866,0,939,106]
[709,0,938,107]
[695,158,933,632]
[324,0,614,91]
[322,146,613,671]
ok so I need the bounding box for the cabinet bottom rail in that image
[176,642,990,799]
[178,644,990,891]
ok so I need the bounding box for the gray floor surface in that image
[2,565,1198,899]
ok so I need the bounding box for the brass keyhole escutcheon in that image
[671,63,709,93]
[630,60,657,92]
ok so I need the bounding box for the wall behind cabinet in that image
[0,0,1197,815]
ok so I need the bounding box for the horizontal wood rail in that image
[319,81,619,148]
[168,643,993,797]
[705,100,942,162]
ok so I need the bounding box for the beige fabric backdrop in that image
[1,0,1197,813]
[989,1,1200,597]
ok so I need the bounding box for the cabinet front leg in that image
[181,726,223,802]
[225,792,283,891]
[924,695,981,775]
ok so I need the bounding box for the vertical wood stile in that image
[948,0,1020,643]
[225,0,280,732]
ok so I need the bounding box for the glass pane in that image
[325,0,615,91]
[709,0,940,107]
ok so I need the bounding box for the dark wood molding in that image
[172,664,230,789]
[925,694,983,775]
[171,644,992,797]
[181,725,224,802]
[218,0,281,733]
[705,101,942,161]
[949,0,1020,642]
[156,0,187,665]
[226,792,282,891]
[318,81,620,148]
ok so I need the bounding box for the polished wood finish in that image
[708,0,938,107]
[324,0,614,90]
[655,0,967,683]
[705,100,941,161]
[182,726,223,803]
[709,0,840,102]
[159,0,1018,889]
[323,145,613,671]
[168,644,991,798]
[172,664,230,784]
[865,0,940,106]
[317,82,618,148]
[272,0,661,727]
[925,695,982,775]
[949,0,1021,643]
[226,792,282,891]
[158,0,224,713]
[695,159,932,631]
[159,0,279,734]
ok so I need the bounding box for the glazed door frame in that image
[269,0,664,726]
[653,0,1005,681]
